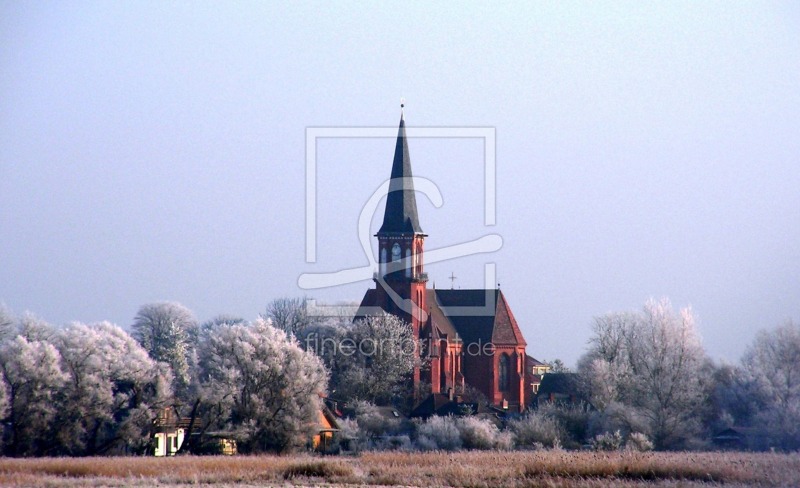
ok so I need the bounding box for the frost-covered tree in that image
[131,302,197,398]
[741,320,800,450]
[0,305,15,342]
[171,314,248,454]
[54,322,171,455]
[262,297,309,337]
[199,314,246,334]
[0,335,68,456]
[333,314,416,405]
[197,318,327,453]
[17,312,57,343]
[0,372,8,430]
[579,298,709,449]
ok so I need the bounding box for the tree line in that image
[0,299,417,457]
[576,298,800,451]
[0,297,797,456]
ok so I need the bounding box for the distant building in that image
[525,355,551,402]
[712,427,763,451]
[312,404,340,453]
[152,407,189,456]
[355,109,540,412]
[534,372,586,406]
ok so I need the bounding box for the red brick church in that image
[356,110,533,412]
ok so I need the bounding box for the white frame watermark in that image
[299,125,502,317]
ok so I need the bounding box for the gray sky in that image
[1,1,798,367]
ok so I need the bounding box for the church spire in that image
[378,106,423,235]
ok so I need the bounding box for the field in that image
[1,451,798,487]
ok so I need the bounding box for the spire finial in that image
[400,97,405,119]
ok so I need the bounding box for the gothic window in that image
[405,248,411,277]
[499,353,511,392]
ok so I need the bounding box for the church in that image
[355,109,534,412]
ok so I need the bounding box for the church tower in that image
[355,107,531,412]
[374,107,428,387]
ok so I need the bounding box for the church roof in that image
[432,289,527,347]
[354,289,526,348]
[377,114,423,235]
[426,289,463,343]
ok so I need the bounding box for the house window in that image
[499,353,511,392]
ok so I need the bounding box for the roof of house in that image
[526,355,548,367]
[410,393,479,418]
[377,114,423,236]
[319,406,340,431]
[536,373,582,397]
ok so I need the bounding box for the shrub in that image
[415,416,462,451]
[335,418,367,453]
[372,434,412,451]
[456,416,503,450]
[351,401,407,437]
[592,430,624,451]
[414,415,512,451]
[626,432,654,452]
[507,411,564,449]
[494,430,515,451]
[540,402,591,448]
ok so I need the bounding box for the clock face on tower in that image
[391,243,401,262]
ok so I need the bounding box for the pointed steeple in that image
[378,109,424,235]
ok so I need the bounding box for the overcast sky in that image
[1,1,798,367]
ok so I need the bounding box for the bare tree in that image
[579,298,709,449]
[262,297,309,337]
[0,305,14,342]
[333,314,416,405]
[741,320,800,450]
[543,358,571,373]
[131,302,197,398]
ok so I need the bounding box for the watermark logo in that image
[304,333,499,358]
[298,125,502,317]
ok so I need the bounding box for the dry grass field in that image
[1,450,798,487]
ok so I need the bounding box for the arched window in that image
[499,353,511,392]
[380,247,387,276]
[405,248,411,277]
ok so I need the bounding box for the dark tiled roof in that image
[377,116,423,235]
[410,393,478,418]
[353,289,381,320]
[526,355,548,367]
[433,289,499,344]
[433,289,525,347]
[493,292,527,346]
[536,373,581,396]
[355,288,526,348]
[426,289,462,343]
